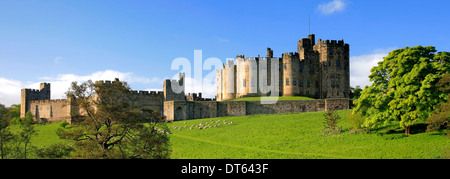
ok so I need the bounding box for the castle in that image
[216,34,350,101]
[20,34,350,123]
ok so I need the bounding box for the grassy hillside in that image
[8,109,449,159]
[169,110,449,159]
[229,96,314,101]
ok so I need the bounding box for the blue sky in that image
[0,0,449,106]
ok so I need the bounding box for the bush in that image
[35,143,74,159]
[10,117,22,126]
[348,111,370,134]
[60,121,70,128]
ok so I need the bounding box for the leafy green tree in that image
[353,46,449,135]
[19,115,37,159]
[350,85,363,99]
[426,73,450,133]
[60,79,170,159]
[0,104,14,159]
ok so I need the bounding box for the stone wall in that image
[29,99,71,123]
[164,98,349,121]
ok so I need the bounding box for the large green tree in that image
[60,79,170,159]
[353,46,449,135]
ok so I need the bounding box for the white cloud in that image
[183,76,216,99]
[350,48,395,88]
[317,0,347,15]
[0,70,164,107]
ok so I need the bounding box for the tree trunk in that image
[405,125,410,136]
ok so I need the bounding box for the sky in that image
[0,0,449,107]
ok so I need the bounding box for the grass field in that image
[229,96,314,101]
[169,110,449,159]
[10,110,449,159]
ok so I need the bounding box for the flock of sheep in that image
[173,119,234,131]
[153,119,235,135]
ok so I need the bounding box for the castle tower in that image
[282,52,301,96]
[20,82,51,118]
[221,60,236,100]
[163,72,186,101]
[297,35,321,98]
[314,38,350,98]
[267,48,273,58]
[40,82,51,100]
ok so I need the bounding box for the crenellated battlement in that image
[186,93,215,101]
[317,39,347,47]
[30,99,68,104]
[282,52,299,57]
[130,90,164,96]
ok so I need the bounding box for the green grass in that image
[229,96,314,101]
[8,122,71,149]
[169,110,449,159]
[8,110,449,159]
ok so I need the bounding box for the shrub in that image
[348,111,369,134]
[60,121,70,128]
[35,143,74,159]
[322,111,342,135]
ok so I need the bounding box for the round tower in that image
[222,60,236,100]
[282,52,300,96]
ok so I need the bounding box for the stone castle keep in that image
[20,34,350,123]
[216,34,350,101]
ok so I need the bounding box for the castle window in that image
[336,74,339,78]
[316,81,319,88]
[243,79,246,87]
[323,61,327,66]
[286,78,289,85]
[309,67,314,74]
[309,57,314,61]
[307,80,310,87]
[331,73,334,78]
[299,65,303,72]
[293,79,297,86]
[299,80,303,87]
[284,63,287,69]
[336,60,340,67]
[329,49,333,55]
